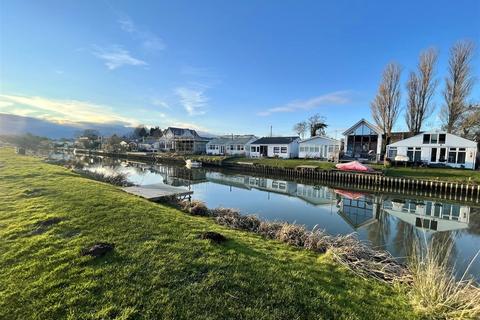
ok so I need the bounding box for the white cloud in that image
[175,87,208,116]
[118,15,166,52]
[92,46,147,70]
[152,99,171,109]
[257,91,352,116]
[0,94,139,126]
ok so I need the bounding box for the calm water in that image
[54,153,480,278]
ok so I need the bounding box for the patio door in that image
[431,148,437,162]
[220,145,225,154]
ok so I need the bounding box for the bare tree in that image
[371,62,402,152]
[293,121,308,138]
[307,114,328,137]
[441,40,476,133]
[459,103,480,141]
[405,48,438,134]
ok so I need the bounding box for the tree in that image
[293,121,308,138]
[132,125,148,139]
[458,103,480,143]
[405,48,438,134]
[79,129,100,139]
[149,126,163,138]
[371,62,402,153]
[307,114,328,137]
[103,134,124,153]
[441,40,476,133]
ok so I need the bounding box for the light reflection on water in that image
[56,153,480,279]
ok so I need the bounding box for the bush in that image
[277,223,307,247]
[182,200,210,216]
[257,221,283,239]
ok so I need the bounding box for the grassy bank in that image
[227,157,480,184]
[0,148,416,319]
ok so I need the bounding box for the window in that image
[448,148,457,163]
[328,145,334,152]
[281,147,287,153]
[229,145,234,150]
[407,147,421,162]
[309,146,315,152]
[439,134,446,144]
[314,146,319,152]
[430,134,438,144]
[299,146,304,152]
[423,134,430,144]
[237,145,243,151]
[388,147,397,159]
[439,148,446,162]
[273,147,280,153]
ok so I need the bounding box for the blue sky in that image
[0,0,479,137]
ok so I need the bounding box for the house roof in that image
[165,127,200,137]
[299,135,340,144]
[342,118,382,136]
[251,136,300,145]
[207,135,257,145]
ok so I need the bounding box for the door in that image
[431,148,437,162]
[220,145,225,154]
[260,145,268,157]
[439,148,446,162]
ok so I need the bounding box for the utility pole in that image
[270,125,272,137]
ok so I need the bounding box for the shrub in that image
[277,223,307,247]
[182,200,210,216]
[257,221,283,239]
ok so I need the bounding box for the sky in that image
[0,0,479,138]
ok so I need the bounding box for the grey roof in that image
[251,136,300,145]
[165,127,200,137]
[299,135,340,144]
[207,135,257,145]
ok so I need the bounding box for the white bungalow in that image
[249,137,300,159]
[298,136,341,161]
[206,135,258,156]
[386,132,477,169]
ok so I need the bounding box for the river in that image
[51,152,480,279]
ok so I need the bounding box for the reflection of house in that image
[383,199,470,232]
[206,135,258,156]
[247,177,297,195]
[298,136,341,161]
[249,137,300,159]
[296,184,336,206]
[206,172,252,190]
[158,127,209,154]
[336,194,380,229]
[386,132,477,169]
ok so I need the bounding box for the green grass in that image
[0,148,416,319]
[227,157,337,170]
[227,157,480,184]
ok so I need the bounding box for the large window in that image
[407,147,422,162]
[423,133,446,144]
[448,148,466,164]
[281,147,287,153]
[273,147,280,154]
[423,134,430,144]
[439,134,446,144]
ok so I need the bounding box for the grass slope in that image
[0,149,416,319]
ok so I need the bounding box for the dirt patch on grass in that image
[31,217,63,235]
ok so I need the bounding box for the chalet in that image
[249,136,300,159]
[206,135,258,156]
[298,136,341,161]
[386,131,477,169]
[158,127,209,154]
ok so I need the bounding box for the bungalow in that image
[249,136,300,159]
[206,135,258,156]
[158,127,209,154]
[298,136,341,161]
[386,131,477,169]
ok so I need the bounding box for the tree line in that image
[371,40,478,153]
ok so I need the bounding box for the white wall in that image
[249,142,299,159]
[299,137,340,159]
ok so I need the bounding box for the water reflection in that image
[54,153,480,278]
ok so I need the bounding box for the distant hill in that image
[0,113,132,139]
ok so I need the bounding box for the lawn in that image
[0,148,417,319]
[227,157,480,184]
[226,156,337,170]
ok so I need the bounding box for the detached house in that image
[158,127,209,154]
[299,136,341,161]
[386,131,477,169]
[249,137,300,159]
[206,135,258,156]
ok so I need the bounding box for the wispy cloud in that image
[92,45,147,70]
[0,94,139,126]
[118,15,166,52]
[151,99,171,109]
[257,91,352,116]
[175,87,208,116]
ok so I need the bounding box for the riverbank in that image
[0,148,417,319]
